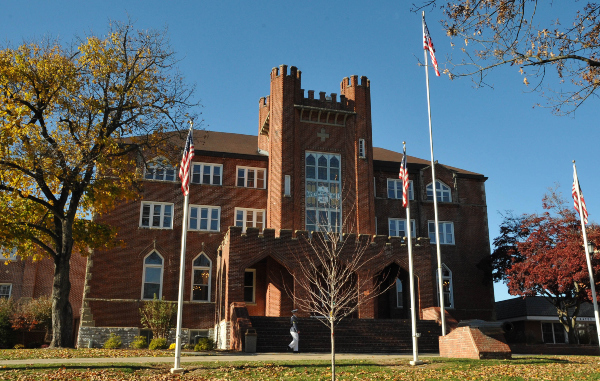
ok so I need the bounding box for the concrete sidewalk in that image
[0,352,439,366]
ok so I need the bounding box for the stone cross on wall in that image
[317,128,329,142]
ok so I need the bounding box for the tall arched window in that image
[191,253,211,302]
[436,264,454,308]
[426,181,452,202]
[142,251,164,300]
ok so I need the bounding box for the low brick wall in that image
[77,327,190,349]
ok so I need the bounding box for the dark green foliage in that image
[194,337,214,351]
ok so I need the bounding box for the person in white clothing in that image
[288,309,299,353]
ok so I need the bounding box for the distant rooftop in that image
[496,296,595,320]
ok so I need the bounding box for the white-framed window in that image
[0,284,12,299]
[142,251,164,300]
[244,269,256,303]
[426,180,452,202]
[0,247,17,261]
[140,202,173,229]
[387,179,414,200]
[144,159,176,182]
[189,205,220,232]
[358,139,366,158]
[237,167,266,189]
[191,253,211,302]
[389,219,416,238]
[542,322,567,344]
[437,264,454,309]
[396,279,403,308]
[428,221,455,244]
[284,175,291,197]
[235,208,265,233]
[191,163,222,185]
[305,152,342,233]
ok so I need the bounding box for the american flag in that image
[399,147,409,208]
[572,168,589,224]
[423,17,441,77]
[179,129,195,196]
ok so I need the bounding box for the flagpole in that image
[404,142,423,366]
[573,161,600,348]
[422,11,446,336]
[171,122,194,374]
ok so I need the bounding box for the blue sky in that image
[3,1,597,302]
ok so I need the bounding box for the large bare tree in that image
[293,209,391,381]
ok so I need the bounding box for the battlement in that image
[226,226,430,249]
[341,75,370,90]
[270,64,301,80]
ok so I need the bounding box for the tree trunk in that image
[50,253,73,348]
[330,319,335,381]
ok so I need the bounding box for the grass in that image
[1,354,600,380]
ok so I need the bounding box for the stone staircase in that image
[248,316,441,353]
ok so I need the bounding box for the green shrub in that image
[194,337,214,351]
[182,343,194,350]
[149,337,167,350]
[103,333,122,349]
[129,335,147,349]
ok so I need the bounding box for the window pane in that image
[152,205,162,227]
[553,323,566,343]
[145,267,162,284]
[145,252,162,265]
[237,169,245,187]
[156,167,164,180]
[389,220,397,237]
[192,164,201,184]
[202,165,211,184]
[145,167,155,180]
[246,210,254,229]
[306,154,315,166]
[189,207,198,230]
[244,271,254,287]
[193,285,209,301]
[246,170,255,187]
[143,283,161,300]
[257,170,265,188]
[165,168,175,181]
[141,205,150,227]
[193,269,210,285]
[193,254,211,267]
[244,287,254,302]
[211,209,219,231]
[428,222,436,243]
[235,211,244,227]
[388,180,395,199]
[213,166,221,185]
[162,205,172,228]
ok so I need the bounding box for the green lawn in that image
[1,355,600,380]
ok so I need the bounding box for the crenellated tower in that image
[258,65,375,235]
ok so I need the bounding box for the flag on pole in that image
[179,129,195,196]
[573,169,589,224]
[399,147,409,208]
[423,17,440,76]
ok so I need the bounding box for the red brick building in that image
[77,65,495,349]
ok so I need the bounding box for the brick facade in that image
[80,65,495,349]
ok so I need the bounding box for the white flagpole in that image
[404,142,423,366]
[422,11,446,336]
[171,122,194,374]
[573,161,600,348]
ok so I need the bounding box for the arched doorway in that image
[375,264,418,319]
[243,256,294,317]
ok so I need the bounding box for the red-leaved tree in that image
[492,189,600,343]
